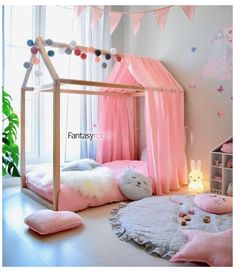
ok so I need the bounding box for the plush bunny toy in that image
[188,160,204,193]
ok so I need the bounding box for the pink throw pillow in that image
[24,210,82,235]
[194,193,232,214]
[170,228,232,266]
[221,142,233,153]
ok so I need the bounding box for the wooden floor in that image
[2,185,199,267]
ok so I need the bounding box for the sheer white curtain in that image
[40,6,111,162]
[65,6,111,161]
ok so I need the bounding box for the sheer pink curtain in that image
[125,56,188,194]
[96,61,139,163]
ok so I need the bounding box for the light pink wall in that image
[112,6,233,185]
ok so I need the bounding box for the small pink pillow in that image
[24,210,82,235]
[221,142,233,153]
[170,228,232,266]
[194,194,232,214]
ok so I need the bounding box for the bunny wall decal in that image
[188,160,204,193]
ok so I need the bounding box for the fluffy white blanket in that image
[31,165,114,198]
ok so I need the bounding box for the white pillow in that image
[62,158,101,171]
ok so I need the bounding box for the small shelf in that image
[210,137,233,196]
[211,179,222,182]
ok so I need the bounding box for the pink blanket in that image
[26,160,147,211]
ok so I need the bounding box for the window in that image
[3,5,81,164]
[3,5,108,165]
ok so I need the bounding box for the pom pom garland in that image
[47,50,55,57]
[102,62,107,69]
[110,48,117,55]
[70,40,77,47]
[32,58,40,65]
[27,39,34,47]
[105,53,111,60]
[80,52,87,60]
[74,48,81,56]
[45,39,53,46]
[65,48,72,55]
[95,49,101,56]
[23,62,31,69]
[31,47,39,54]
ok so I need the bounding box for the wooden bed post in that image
[20,87,26,188]
[21,56,34,189]
[134,96,139,160]
[53,79,61,211]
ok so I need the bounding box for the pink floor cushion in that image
[194,193,232,214]
[170,228,232,266]
[24,210,82,235]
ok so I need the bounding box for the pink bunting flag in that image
[130,13,144,36]
[91,7,103,28]
[154,7,170,31]
[109,12,122,34]
[73,6,86,17]
[181,6,196,21]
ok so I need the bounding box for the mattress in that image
[26,160,148,211]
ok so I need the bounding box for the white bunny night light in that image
[188,160,204,193]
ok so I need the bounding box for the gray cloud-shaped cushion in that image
[119,170,152,200]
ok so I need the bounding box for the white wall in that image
[112,5,233,185]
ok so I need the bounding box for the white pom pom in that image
[110,48,117,55]
[35,70,42,77]
[70,40,77,47]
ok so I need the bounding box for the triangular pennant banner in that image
[154,7,170,31]
[109,12,122,34]
[91,7,103,28]
[130,13,144,36]
[181,6,195,21]
[74,6,86,17]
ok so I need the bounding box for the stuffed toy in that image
[119,168,152,200]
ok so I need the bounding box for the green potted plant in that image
[2,86,20,177]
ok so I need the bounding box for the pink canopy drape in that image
[97,55,188,194]
[96,61,140,163]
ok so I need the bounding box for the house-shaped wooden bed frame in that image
[21,36,147,210]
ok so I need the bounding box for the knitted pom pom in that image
[74,48,81,56]
[95,49,101,56]
[65,48,72,55]
[35,70,42,77]
[47,50,55,57]
[45,39,53,46]
[115,55,122,62]
[32,58,40,65]
[80,52,87,60]
[95,56,101,63]
[102,62,107,69]
[31,47,39,54]
[27,39,34,47]
[110,47,117,55]
[105,53,111,60]
[70,40,77,47]
[23,62,31,69]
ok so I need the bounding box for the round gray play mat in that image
[110,195,232,259]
